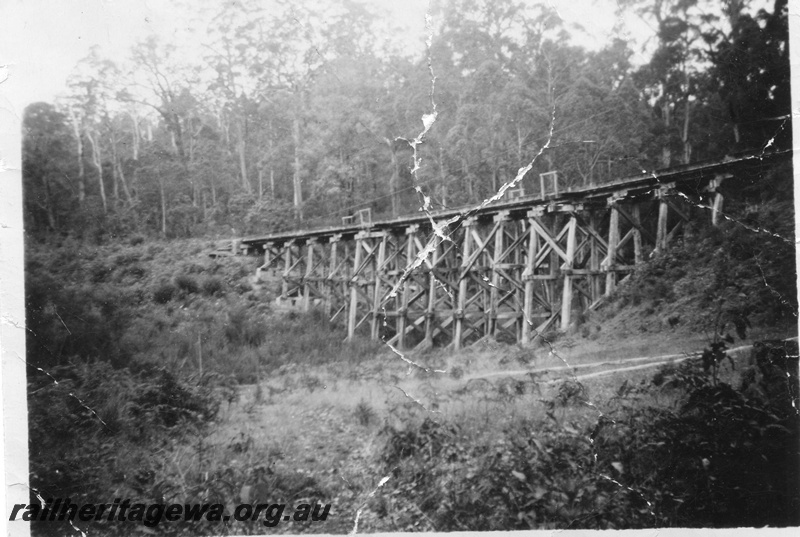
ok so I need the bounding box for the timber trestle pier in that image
[231,151,789,350]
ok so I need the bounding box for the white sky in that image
[0,0,644,115]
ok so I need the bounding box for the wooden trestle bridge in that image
[230,151,789,350]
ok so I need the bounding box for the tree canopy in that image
[22,0,791,239]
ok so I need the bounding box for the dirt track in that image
[466,338,799,386]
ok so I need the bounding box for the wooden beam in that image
[522,218,539,344]
[347,236,364,340]
[712,191,723,227]
[281,240,294,298]
[489,215,508,337]
[560,216,577,330]
[589,214,601,301]
[632,205,643,264]
[529,217,569,262]
[423,239,441,346]
[397,227,417,349]
[454,219,475,350]
[303,239,318,311]
[656,197,668,253]
[605,205,620,295]
[615,204,656,246]
[326,238,338,319]
[370,235,388,340]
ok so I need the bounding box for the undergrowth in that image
[24,238,377,535]
[373,340,800,530]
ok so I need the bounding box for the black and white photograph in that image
[1,0,797,535]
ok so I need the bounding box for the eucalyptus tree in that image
[202,0,267,195]
[620,0,738,166]
[555,39,652,185]
[123,36,203,205]
[430,0,571,202]
[64,46,131,213]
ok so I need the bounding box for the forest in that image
[22,0,791,241]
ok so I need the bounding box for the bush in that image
[121,263,146,279]
[224,307,267,347]
[597,340,800,528]
[375,339,800,530]
[152,282,176,304]
[89,262,112,283]
[113,252,141,266]
[201,276,225,296]
[27,361,222,535]
[354,399,375,426]
[174,274,199,294]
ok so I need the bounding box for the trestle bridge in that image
[228,151,788,350]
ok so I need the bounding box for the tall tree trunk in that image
[116,156,132,204]
[68,109,86,207]
[130,112,140,160]
[168,114,194,204]
[110,129,133,203]
[237,120,250,193]
[270,167,275,199]
[682,97,692,165]
[111,156,120,204]
[268,117,275,198]
[462,158,473,200]
[159,177,167,236]
[85,130,107,214]
[108,132,120,206]
[661,98,672,168]
[438,145,447,207]
[292,108,303,220]
[386,139,400,217]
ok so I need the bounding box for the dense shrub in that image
[152,282,176,304]
[224,306,268,347]
[89,261,113,283]
[201,275,225,296]
[174,274,200,294]
[596,341,800,527]
[25,273,131,369]
[28,361,221,535]
[376,341,800,530]
[113,252,141,266]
